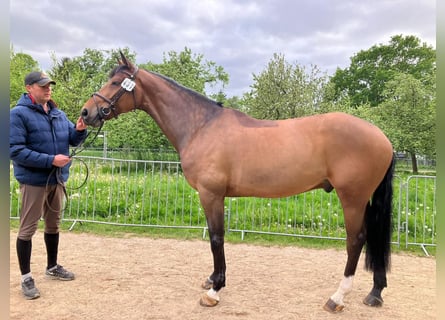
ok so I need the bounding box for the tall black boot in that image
[16,238,32,275]
[44,232,59,269]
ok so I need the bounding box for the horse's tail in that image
[365,154,395,272]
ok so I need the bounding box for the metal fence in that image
[9,156,437,255]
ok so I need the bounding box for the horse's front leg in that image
[198,192,226,307]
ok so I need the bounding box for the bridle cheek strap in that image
[91,66,139,120]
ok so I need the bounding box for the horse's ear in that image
[119,51,130,67]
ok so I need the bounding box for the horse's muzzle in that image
[81,108,103,127]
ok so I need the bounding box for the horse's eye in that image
[111,81,121,86]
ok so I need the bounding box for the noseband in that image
[92,66,139,120]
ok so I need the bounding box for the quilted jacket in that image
[10,93,87,186]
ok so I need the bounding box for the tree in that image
[329,35,436,107]
[10,47,39,107]
[375,73,435,173]
[242,53,328,120]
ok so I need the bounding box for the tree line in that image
[10,35,435,173]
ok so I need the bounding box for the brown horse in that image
[80,52,394,313]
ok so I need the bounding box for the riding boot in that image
[44,232,59,269]
[16,238,32,275]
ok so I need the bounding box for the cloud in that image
[10,0,436,97]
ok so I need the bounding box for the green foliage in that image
[377,73,436,161]
[9,47,39,107]
[242,53,329,119]
[329,34,436,107]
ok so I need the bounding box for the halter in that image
[92,66,139,120]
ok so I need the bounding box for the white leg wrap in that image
[207,288,220,301]
[330,275,354,305]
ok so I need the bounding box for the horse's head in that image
[81,51,139,127]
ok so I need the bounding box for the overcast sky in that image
[10,0,436,97]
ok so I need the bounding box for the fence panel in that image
[9,157,436,253]
[402,175,436,255]
[65,157,206,230]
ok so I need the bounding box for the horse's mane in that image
[149,71,223,108]
[109,64,223,108]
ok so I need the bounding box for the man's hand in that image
[52,154,71,167]
[76,116,88,131]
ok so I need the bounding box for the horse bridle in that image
[92,66,139,120]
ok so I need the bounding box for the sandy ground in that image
[10,230,436,320]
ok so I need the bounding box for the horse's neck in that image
[139,74,216,153]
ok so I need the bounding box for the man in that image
[10,71,88,299]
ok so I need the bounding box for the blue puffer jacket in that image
[10,93,88,186]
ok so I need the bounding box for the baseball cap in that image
[24,71,56,86]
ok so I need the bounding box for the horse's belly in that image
[227,168,322,198]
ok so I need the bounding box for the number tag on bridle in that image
[121,78,136,91]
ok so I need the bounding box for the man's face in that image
[26,83,52,105]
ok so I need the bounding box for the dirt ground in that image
[10,230,436,320]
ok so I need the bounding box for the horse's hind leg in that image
[324,200,367,313]
[363,267,386,306]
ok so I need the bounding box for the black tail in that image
[365,154,395,272]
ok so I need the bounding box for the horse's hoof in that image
[323,298,344,313]
[199,293,219,307]
[363,294,383,307]
[201,278,213,290]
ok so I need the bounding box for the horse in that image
[80,52,395,313]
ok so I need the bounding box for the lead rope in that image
[45,122,104,212]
